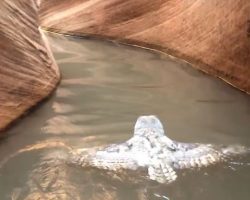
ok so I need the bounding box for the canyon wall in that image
[40,0,250,93]
[0,0,60,131]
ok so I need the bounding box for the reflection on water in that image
[0,33,250,199]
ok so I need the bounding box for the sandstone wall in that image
[40,0,250,93]
[0,0,60,131]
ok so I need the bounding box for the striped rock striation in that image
[40,0,250,93]
[0,0,60,131]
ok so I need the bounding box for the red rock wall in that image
[0,0,60,131]
[40,0,250,93]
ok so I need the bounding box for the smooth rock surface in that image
[40,0,250,93]
[0,0,60,131]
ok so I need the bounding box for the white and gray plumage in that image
[70,115,248,184]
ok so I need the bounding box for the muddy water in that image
[0,33,250,200]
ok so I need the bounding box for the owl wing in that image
[169,143,222,169]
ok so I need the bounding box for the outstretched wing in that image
[70,146,139,171]
[87,150,140,171]
[168,143,223,169]
[148,158,177,184]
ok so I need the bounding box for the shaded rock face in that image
[0,0,60,131]
[40,0,250,93]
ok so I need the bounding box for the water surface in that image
[0,33,250,200]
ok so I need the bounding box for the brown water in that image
[0,33,250,200]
